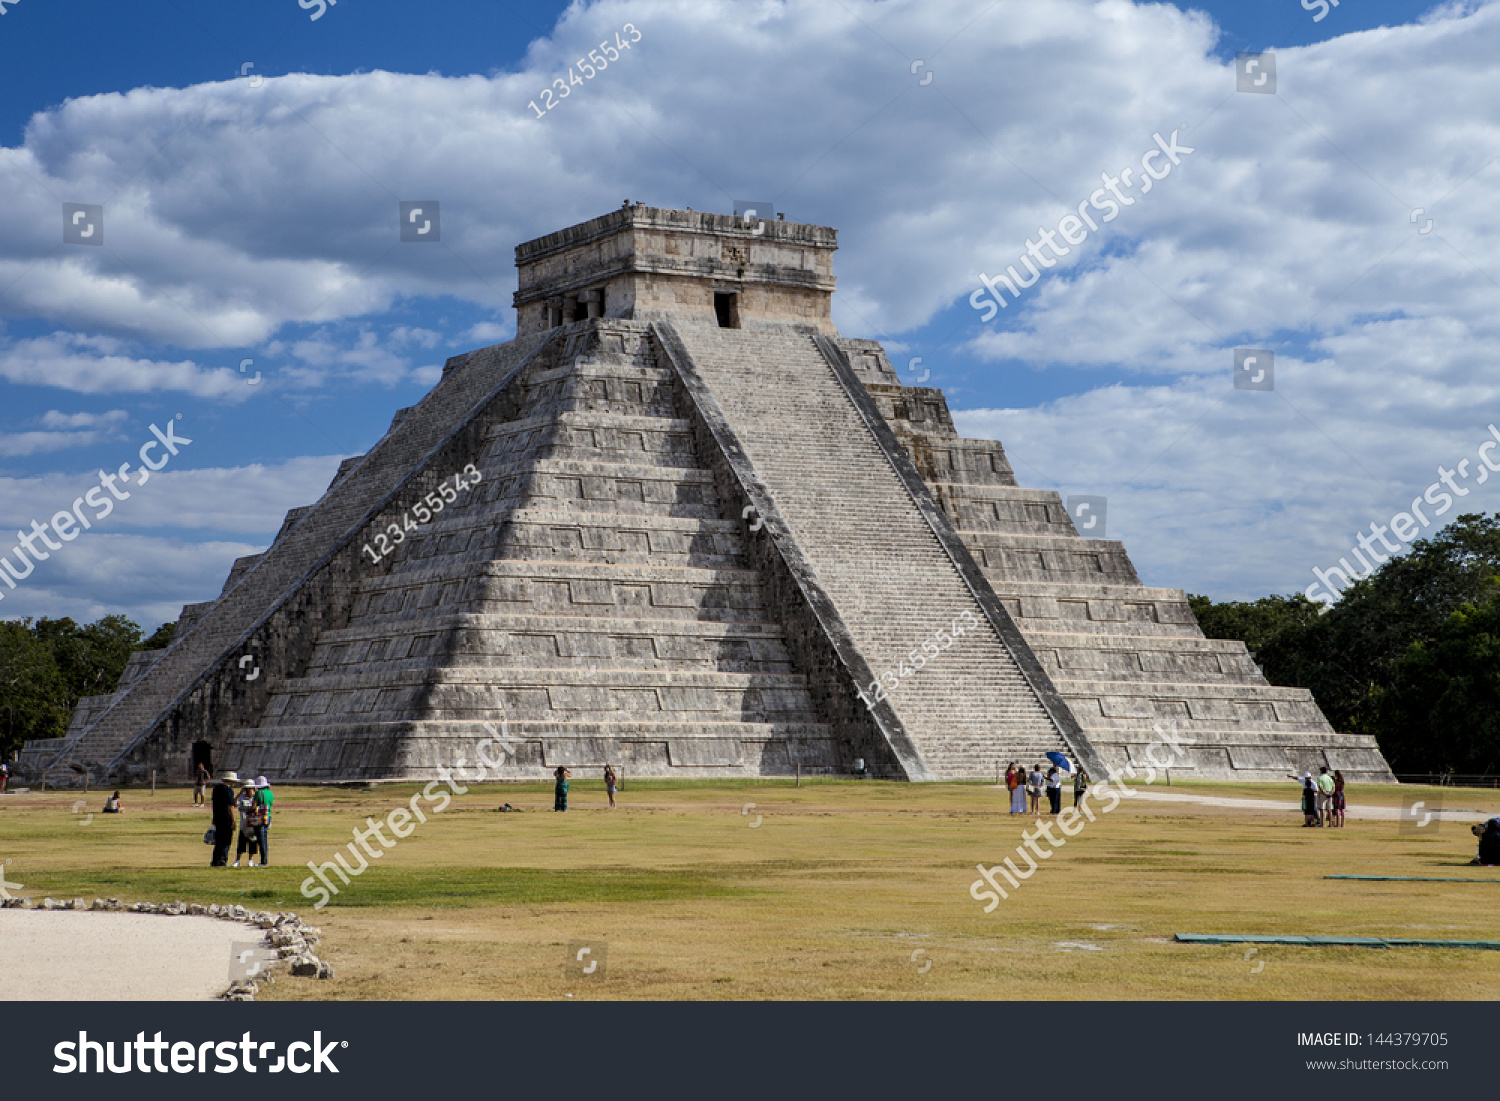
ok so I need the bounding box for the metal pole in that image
[796,762,800,788]
[151,770,157,796]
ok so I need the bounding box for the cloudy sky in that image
[0,0,1494,629]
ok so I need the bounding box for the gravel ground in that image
[0,910,260,1000]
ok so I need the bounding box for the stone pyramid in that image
[36,205,1393,786]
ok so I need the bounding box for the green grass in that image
[3,777,1499,1000]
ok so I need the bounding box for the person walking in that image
[1331,770,1346,828]
[553,766,571,812]
[1,760,9,794]
[1073,767,1089,808]
[1026,763,1044,815]
[603,764,617,809]
[254,776,273,863]
[1045,767,1063,815]
[1315,766,1335,826]
[209,771,237,866]
[233,782,262,867]
[193,762,208,807]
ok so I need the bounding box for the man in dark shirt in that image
[210,770,237,867]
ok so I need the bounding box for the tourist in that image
[1470,819,1500,866]
[254,776,274,865]
[604,763,618,809]
[1,760,9,794]
[1045,767,1063,814]
[1026,763,1044,815]
[1331,770,1346,827]
[1073,767,1089,808]
[1005,762,1024,814]
[209,771,238,867]
[102,791,122,814]
[1315,766,1335,826]
[554,766,572,812]
[233,782,262,867]
[1291,773,1319,827]
[193,762,208,807]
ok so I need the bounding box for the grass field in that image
[2,777,1498,1000]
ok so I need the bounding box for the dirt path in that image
[986,785,1495,822]
[0,911,259,1000]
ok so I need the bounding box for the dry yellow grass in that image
[2,777,1498,1000]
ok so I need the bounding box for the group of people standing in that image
[1004,761,1087,815]
[1293,766,1346,827]
[207,770,274,866]
[552,764,619,811]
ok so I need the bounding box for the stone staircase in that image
[860,364,1394,782]
[216,323,833,780]
[42,331,558,786]
[664,324,1077,781]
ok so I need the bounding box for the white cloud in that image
[0,454,346,536]
[463,321,511,345]
[0,409,129,456]
[0,535,263,630]
[37,410,128,430]
[0,454,347,626]
[0,0,1497,603]
[0,332,247,397]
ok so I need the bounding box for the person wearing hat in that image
[233,781,263,867]
[209,770,238,866]
[253,776,274,865]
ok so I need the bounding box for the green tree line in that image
[1190,513,1500,776]
[0,616,174,759]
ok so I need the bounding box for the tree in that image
[1375,597,1500,775]
[1188,592,1323,655]
[0,620,70,758]
[1189,513,1500,770]
[31,615,143,704]
[138,620,176,650]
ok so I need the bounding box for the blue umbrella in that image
[1046,751,1073,773]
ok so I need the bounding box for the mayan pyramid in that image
[33,205,1394,786]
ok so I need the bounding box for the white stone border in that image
[0,895,333,1000]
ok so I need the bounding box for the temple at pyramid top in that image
[513,204,838,337]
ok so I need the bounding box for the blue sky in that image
[0,0,1494,628]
